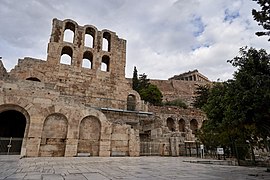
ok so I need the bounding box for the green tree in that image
[198,47,270,159]
[138,73,150,90]
[252,0,270,40]
[227,47,270,139]
[132,66,139,91]
[139,84,163,105]
[131,69,163,105]
[193,84,211,109]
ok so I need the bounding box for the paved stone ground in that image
[0,155,269,180]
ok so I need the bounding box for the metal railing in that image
[0,137,23,155]
[140,141,160,156]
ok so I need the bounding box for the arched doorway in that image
[167,118,175,132]
[190,119,198,134]
[0,110,26,155]
[179,118,185,132]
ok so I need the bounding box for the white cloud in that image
[0,0,269,81]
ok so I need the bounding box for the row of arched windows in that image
[59,46,110,72]
[166,118,198,134]
[63,22,111,52]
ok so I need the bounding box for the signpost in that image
[217,148,224,160]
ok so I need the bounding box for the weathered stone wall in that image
[0,79,143,157]
[9,18,146,111]
[0,61,8,79]
[150,79,211,106]
[139,105,206,156]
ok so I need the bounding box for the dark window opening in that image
[60,46,73,65]
[85,27,95,48]
[167,118,175,132]
[82,51,93,69]
[190,119,198,134]
[101,55,110,72]
[127,94,136,111]
[179,118,185,132]
[102,32,111,52]
[63,22,75,43]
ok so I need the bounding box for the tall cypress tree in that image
[132,66,139,91]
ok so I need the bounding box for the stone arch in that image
[63,21,75,43]
[39,113,68,157]
[127,94,136,111]
[84,26,96,48]
[166,117,175,132]
[77,116,101,156]
[190,119,198,134]
[0,104,30,156]
[60,46,73,65]
[101,55,110,72]
[26,77,41,82]
[179,118,185,132]
[102,31,111,52]
[82,51,93,69]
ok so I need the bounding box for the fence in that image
[140,141,160,156]
[0,137,23,155]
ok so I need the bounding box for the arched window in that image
[63,22,75,43]
[127,94,136,111]
[102,32,111,52]
[179,118,185,132]
[60,46,73,65]
[101,55,110,72]
[85,27,95,48]
[82,51,93,69]
[26,77,41,82]
[190,119,198,134]
[167,118,175,132]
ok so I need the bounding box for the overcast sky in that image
[0,0,269,81]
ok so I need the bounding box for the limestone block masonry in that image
[0,18,206,157]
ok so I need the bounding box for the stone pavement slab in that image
[0,156,269,180]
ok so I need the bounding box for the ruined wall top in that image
[0,60,8,79]
[46,18,127,78]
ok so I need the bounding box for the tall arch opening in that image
[101,55,110,72]
[167,118,175,132]
[0,110,26,155]
[179,118,185,132]
[78,116,101,156]
[127,94,136,111]
[60,46,73,65]
[190,119,198,134]
[102,32,111,52]
[39,113,68,157]
[82,51,93,69]
[85,27,95,48]
[63,22,75,43]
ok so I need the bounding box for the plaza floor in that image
[0,155,269,180]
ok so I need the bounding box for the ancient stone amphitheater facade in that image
[0,19,207,157]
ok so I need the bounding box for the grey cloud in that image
[0,0,269,81]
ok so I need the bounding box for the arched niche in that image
[77,116,101,156]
